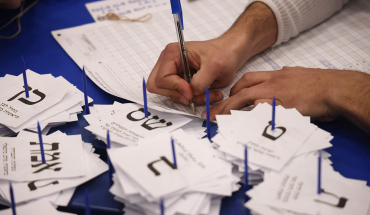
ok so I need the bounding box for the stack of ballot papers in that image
[209,103,370,214]
[0,70,92,137]
[245,152,370,215]
[83,102,206,147]
[81,101,370,214]
[82,102,245,214]
[108,129,242,215]
[0,198,76,215]
[0,130,108,211]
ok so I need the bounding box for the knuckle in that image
[211,57,226,69]
[164,43,177,53]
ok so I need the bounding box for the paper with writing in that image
[86,0,169,22]
[0,135,86,181]
[0,70,70,128]
[85,103,192,146]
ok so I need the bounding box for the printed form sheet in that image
[52,0,370,117]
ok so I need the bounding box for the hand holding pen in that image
[146,0,245,116]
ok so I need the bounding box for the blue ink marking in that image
[261,54,281,70]
[319,60,337,69]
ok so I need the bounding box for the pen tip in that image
[190,103,195,115]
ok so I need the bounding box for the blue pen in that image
[37,121,46,163]
[9,182,16,215]
[272,96,276,130]
[82,67,90,115]
[21,55,29,98]
[244,145,249,196]
[107,130,113,185]
[206,87,211,141]
[171,136,177,168]
[170,0,195,114]
[84,188,91,215]
[143,78,148,118]
[160,198,164,215]
[318,150,322,194]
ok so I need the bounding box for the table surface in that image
[1,1,370,214]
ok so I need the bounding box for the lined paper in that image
[53,0,370,117]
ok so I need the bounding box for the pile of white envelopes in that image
[0,70,92,137]
[0,130,108,214]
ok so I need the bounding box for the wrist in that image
[217,2,278,69]
[327,71,370,132]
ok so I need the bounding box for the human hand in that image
[0,0,21,9]
[147,2,277,106]
[205,67,370,126]
[147,38,242,106]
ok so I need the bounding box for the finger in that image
[202,87,268,120]
[230,71,275,96]
[193,90,224,105]
[147,50,165,94]
[254,99,283,106]
[151,87,190,105]
[155,44,193,100]
[147,51,190,105]
[190,60,223,96]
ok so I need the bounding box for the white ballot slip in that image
[85,103,192,146]
[0,135,86,181]
[0,198,77,215]
[109,129,225,198]
[246,153,370,215]
[0,70,70,128]
[0,71,92,137]
[0,142,107,204]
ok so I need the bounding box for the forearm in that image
[216,2,278,70]
[249,0,348,45]
[328,71,370,134]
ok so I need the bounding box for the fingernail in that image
[180,97,189,105]
[181,91,191,100]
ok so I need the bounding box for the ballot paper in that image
[245,153,370,215]
[0,132,108,204]
[86,0,169,22]
[0,71,92,136]
[213,103,323,171]
[0,198,76,215]
[107,126,241,214]
[0,135,86,182]
[109,129,224,198]
[0,70,70,128]
[85,103,192,146]
[53,0,370,118]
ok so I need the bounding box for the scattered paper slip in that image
[86,0,170,22]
